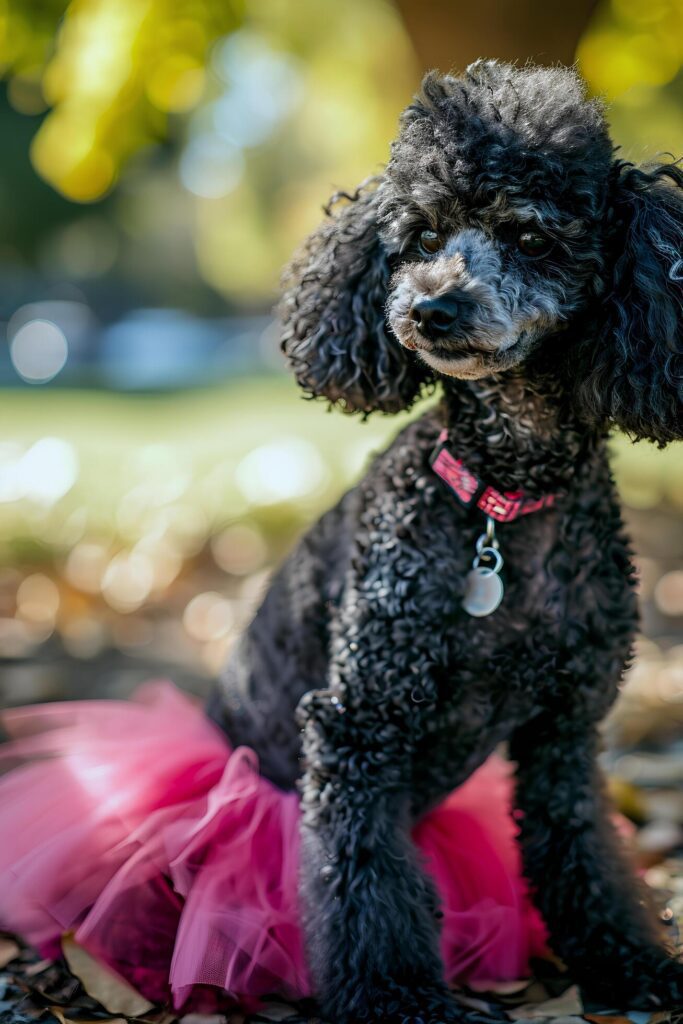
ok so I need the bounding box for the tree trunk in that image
[394,0,599,74]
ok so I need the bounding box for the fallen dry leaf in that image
[451,991,497,1013]
[484,979,534,996]
[511,1015,581,1024]
[249,1004,298,1021]
[61,933,154,1018]
[24,957,54,976]
[508,984,583,1020]
[493,979,556,1005]
[0,937,20,969]
[584,1016,634,1024]
[179,1016,229,1024]
[51,1010,127,1024]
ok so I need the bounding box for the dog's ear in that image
[279,179,430,414]
[576,161,683,445]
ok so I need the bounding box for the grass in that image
[0,377,681,564]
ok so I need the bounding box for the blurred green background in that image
[0,0,681,782]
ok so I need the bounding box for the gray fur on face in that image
[386,225,568,379]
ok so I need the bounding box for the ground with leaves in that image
[1,852,681,1024]
[1,654,682,1024]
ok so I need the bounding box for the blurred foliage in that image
[1,0,244,201]
[189,1,417,302]
[578,0,683,159]
[2,0,683,301]
[0,0,66,102]
[579,0,683,95]
[0,0,416,302]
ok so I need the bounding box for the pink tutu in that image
[0,681,548,1011]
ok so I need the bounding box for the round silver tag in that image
[462,566,504,617]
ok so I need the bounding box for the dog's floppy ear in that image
[576,161,683,445]
[279,179,430,414]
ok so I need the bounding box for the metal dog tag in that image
[462,519,505,617]
[462,566,504,617]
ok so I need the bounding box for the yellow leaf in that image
[0,937,20,968]
[61,932,155,1018]
[51,1009,127,1024]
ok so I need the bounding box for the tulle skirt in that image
[0,681,548,1012]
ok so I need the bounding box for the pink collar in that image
[430,429,557,523]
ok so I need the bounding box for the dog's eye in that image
[517,231,552,258]
[418,229,442,256]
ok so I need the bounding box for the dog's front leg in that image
[296,688,457,1024]
[511,715,683,1009]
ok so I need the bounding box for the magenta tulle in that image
[0,682,548,1011]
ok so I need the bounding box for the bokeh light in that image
[10,320,69,383]
[209,30,303,147]
[235,438,329,505]
[0,438,79,505]
[101,550,154,613]
[16,573,60,625]
[65,542,111,594]
[655,572,683,618]
[183,590,234,642]
[179,134,244,198]
[211,523,268,576]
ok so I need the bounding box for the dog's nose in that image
[409,292,471,339]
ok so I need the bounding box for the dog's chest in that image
[430,505,603,703]
[437,506,565,630]
[425,489,634,716]
[487,512,565,622]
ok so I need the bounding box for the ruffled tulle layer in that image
[0,682,548,1011]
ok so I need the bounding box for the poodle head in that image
[280,61,682,441]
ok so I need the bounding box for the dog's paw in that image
[630,955,683,1009]
[348,982,463,1024]
[582,950,683,1010]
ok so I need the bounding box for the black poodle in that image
[208,60,683,1022]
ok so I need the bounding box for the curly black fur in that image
[208,61,683,1022]
[573,160,683,445]
[279,180,434,414]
